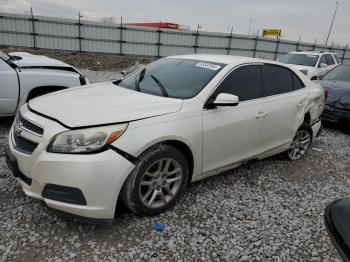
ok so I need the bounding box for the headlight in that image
[47,124,127,153]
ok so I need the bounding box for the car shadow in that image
[322,122,350,135]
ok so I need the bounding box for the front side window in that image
[212,65,263,102]
[262,64,294,96]
[117,58,225,99]
[278,53,319,67]
[325,54,335,65]
[323,65,350,82]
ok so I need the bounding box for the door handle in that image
[255,111,267,119]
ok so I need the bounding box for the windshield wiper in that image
[151,74,168,97]
[135,68,146,92]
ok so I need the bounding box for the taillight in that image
[324,89,329,99]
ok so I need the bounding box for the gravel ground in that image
[1,47,154,71]
[1,69,350,261]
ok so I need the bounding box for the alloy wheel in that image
[288,129,311,160]
[139,158,183,209]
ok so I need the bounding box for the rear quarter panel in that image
[299,73,325,125]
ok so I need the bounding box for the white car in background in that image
[0,51,88,117]
[278,51,340,80]
[5,54,325,223]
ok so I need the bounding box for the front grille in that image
[17,113,44,136]
[13,132,38,154]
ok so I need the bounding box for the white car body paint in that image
[279,51,340,79]
[0,52,88,117]
[7,54,325,220]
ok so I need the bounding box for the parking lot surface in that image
[0,67,349,261]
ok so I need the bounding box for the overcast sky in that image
[1,0,349,46]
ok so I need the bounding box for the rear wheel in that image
[286,124,312,160]
[121,144,189,215]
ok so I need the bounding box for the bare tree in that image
[101,16,115,24]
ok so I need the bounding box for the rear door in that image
[317,55,328,77]
[202,64,263,174]
[325,54,337,71]
[254,64,308,155]
[0,59,19,115]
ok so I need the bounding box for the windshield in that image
[117,58,225,99]
[0,51,10,61]
[278,53,319,67]
[323,65,350,82]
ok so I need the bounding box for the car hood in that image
[9,52,72,68]
[28,82,183,128]
[290,65,314,72]
[315,80,350,109]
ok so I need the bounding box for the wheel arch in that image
[116,138,195,216]
[26,86,68,102]
[302,111,314,137]
[129,138,195,185]
[161,140,194,184]
[303,111,311,125]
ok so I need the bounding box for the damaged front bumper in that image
[322,105,350,125]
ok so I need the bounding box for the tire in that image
[121,144,189,215]
[285,123,313,160]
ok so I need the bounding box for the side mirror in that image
[325,198,350,262]
[210,93,239,108]
[120,62,144,77]
[319,63,327,68]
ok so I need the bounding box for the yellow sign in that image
[262,29,282,37]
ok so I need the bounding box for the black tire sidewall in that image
[121,144,189,215]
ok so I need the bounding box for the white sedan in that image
[5,54,325,223]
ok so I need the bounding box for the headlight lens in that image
[47,124,127,153]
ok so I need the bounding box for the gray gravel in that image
[0,70,349,261]
[80,69,122,84]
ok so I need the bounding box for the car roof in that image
[169,54,278,67]
[289,51,335,55]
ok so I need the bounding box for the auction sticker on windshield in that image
[195,62,222,71]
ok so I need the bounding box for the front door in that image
[202,64,263,174]
[0,59,19,115]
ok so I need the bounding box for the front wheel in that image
[286,124,312,160]
[121,144,189,215]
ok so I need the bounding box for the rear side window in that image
[319,55,327,66]
[333,54,341,64]
[325,54,335,65]
[292,74,305,90]
[262,65,294,96]
[213,65,262,102]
